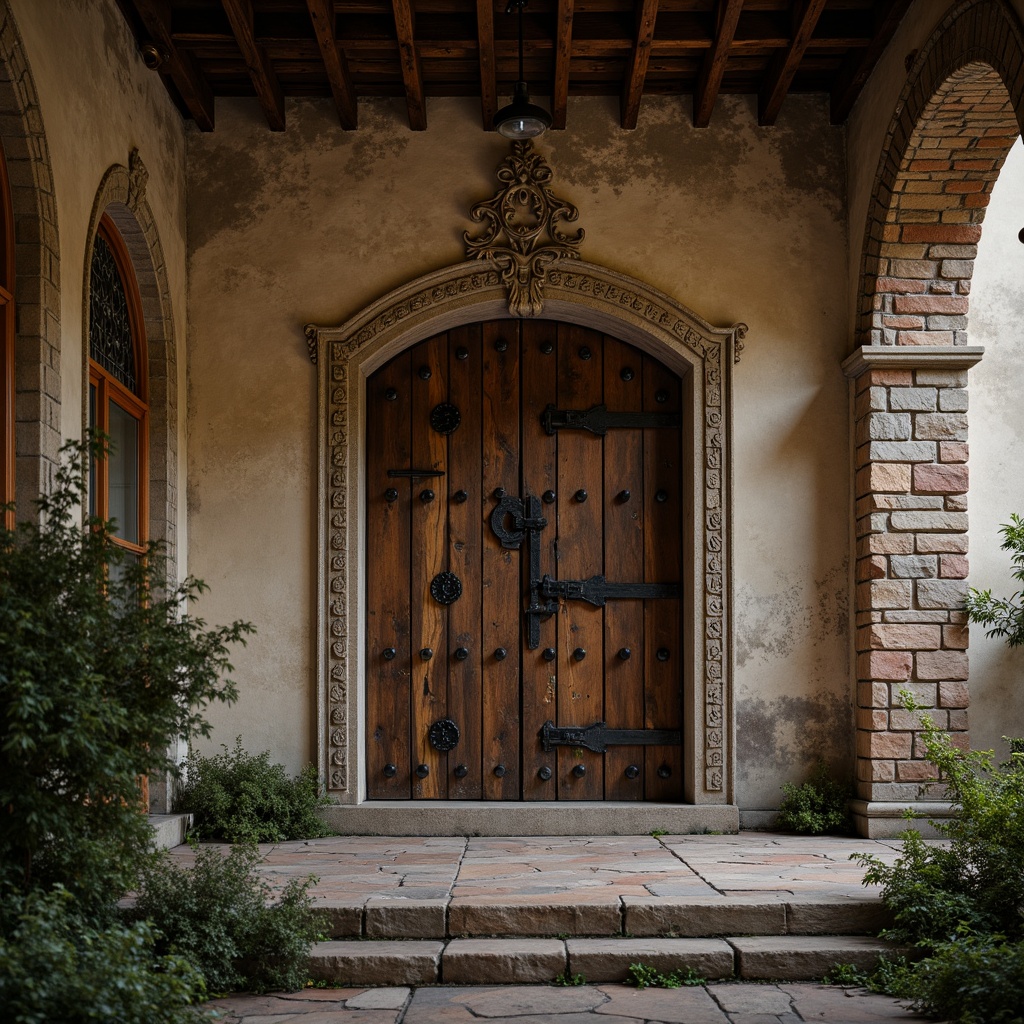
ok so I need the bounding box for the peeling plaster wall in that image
[187,94,851,807]
[9,0,188,563]
[965,137,1024,753]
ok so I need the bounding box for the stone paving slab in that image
[728,936,898,981]
[623,896,787,937]
[204,983,927,1022]
[448,897,622,936]
[566,937,734,981]
[308,941,443,986]
[441,938,567,984]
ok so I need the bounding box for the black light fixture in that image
[493,0,551,139]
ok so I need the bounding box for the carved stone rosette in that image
[465,141,584,317]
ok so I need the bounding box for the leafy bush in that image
[0,885,207,1024]
[777,763,852,835]
[131,844,321,994]
[0,438,253,917]
[854,693,1024,1022]
[625,962,706,989]
[965,512,1024,647]
[176,738,332,843]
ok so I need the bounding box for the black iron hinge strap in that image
[538,574,680,607]
[540,720,681,754]
[542,403,681,436]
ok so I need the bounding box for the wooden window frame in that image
[1,142,14,529]
[88,214,148,555]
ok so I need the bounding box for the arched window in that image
[0,142,14,527]
[88,214,148,555]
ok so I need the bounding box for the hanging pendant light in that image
[493,0,551,139]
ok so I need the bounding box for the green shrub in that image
[911,933,1024,1024]
[625,962,705,989]
[853,693,1024,1022]
[0,885,207,1024]
[964,512,1024,648]
[131,843,321,994]
[0,438,252,917]
[176,738,333,843]
[777,763,852,835]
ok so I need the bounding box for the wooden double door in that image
[366,320,685,801]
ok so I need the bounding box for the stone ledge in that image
[851,800,956,839]
[308,940,443,986]
[623,896,786,937]
[319,802,739,836]
[567,937,734,982]
[728,935,899,981]
[148,813,191,851]
[442,938,566,984]
[842,345,984,377]
[448,898,621,937]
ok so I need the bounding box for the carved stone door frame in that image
[307,260,744,833]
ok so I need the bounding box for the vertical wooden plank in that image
[643,355,684,801]
[520,319,559,800]
[447,324,483,799]
[481,322,520,799]
[555,324,605,800]
[409,335,449,798]
[365,350,412,798]
[602,337,646,800]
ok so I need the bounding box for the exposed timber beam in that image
[830,0,913,123]
[305,0,358,129]
[621,0,659,129]
[391,0,427,130]
[476,0,497,130]
[221,0,285,130]
[693,0,743,128]
[758,0,827,126]
[552,0,575,130]
[126,0,215,130]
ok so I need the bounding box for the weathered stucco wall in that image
[187,93,851,809]
[9,0,188,561]
[965,137,1024,753]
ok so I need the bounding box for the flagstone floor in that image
[205,981,927,1023]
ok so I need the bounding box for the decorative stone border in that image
[307,259,745,816]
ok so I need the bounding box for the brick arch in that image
[847,0,1024,837]
[0,1,61,517]
[83,158,179,581]
[860,0,1024,348]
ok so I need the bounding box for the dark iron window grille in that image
[89,233,137,394]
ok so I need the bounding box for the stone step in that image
[313,894,890,940]
[307,934,902,986]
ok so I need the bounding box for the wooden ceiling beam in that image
[475,0,497,130]
[124,0,215,130]
[220,0,285,130]
[552,0,576,130]
[620,0,659,129]
[693,0,743,127]
[391,0,427,129]
[830,0,913,123]
[305,0,358,129]
[758,0,827,125]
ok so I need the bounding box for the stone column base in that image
[851,799,955,839]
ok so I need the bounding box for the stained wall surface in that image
[8,0,189,562]
[186,93,852,809]
[964,137,1024,753]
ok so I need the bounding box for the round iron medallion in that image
[430,402,461,435]
[430,570,462,605]
[429,718,461,753]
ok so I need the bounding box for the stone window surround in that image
[308,260,744,834]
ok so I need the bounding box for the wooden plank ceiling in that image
[114,0,911,132]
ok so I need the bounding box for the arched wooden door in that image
[366,319,685,801]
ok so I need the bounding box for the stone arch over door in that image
[846,0,1024,835]
[307,260,745,834]
[0,0,61,517]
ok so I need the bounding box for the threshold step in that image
[309,940,443,986]
[567,938,734,983]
